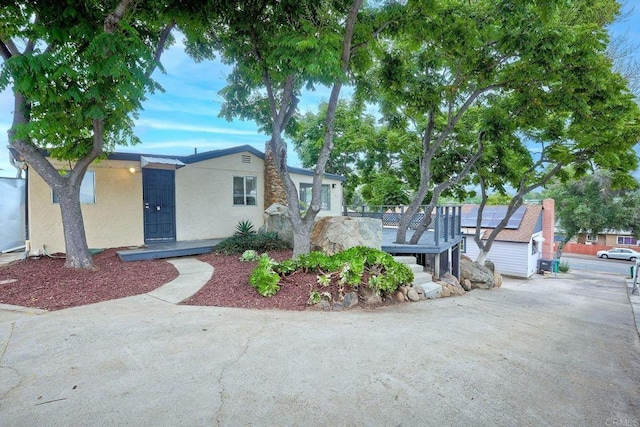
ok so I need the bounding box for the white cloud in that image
[134,119,261,136]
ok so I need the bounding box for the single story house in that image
[459,199,555,278]
[575,230,639,247]
[24,145,344,254]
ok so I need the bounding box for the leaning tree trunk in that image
[56,182,94,269]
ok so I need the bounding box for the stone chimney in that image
[264,141,288,208]
[541,198,555,259]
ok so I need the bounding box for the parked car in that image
[596,248,640,261]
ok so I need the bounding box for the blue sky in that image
[1,4,639,178]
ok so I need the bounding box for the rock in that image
[461,279,472,292]
[262,203,293,246]
[494,271,503,288]
[413,284,425,295]
[333,302,344,311]
[461,254,473,262]
[343,292,359,309]
[399,285,410,297]
[394,291,406,302]
[440,273,460,287]
[360,287,382,305]
[440,284,451,297]
[407,289,420,302]
[310,216,382,255]
[460,258,495,289]
[484,260,495,273]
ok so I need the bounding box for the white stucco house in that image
[22,145,344,254]
[460,199,555,278]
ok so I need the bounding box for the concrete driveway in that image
[1,271,639,426]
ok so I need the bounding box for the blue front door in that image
[143,169,176,242]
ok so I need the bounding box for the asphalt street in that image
[1,268,639,426]
[561,253,636,276]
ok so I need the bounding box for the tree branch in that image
[0,38,20,58]
[104,0,134,33]
[0,39,13,60]
[145,21,176,78]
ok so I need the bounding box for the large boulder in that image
[262,203,293,246]
[460,257,495,289]
[310,216,382,255]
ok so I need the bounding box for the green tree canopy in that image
[0,0,194,268]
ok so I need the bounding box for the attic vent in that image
[241,155,251,164]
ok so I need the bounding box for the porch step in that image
[393,255,418,265]
[413,271,433,284]
[392,255,440,298]
[116,239,221,262]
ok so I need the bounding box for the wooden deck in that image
[381,227,463,254]
[116,239,222,262]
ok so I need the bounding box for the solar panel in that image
[461,206,527,229]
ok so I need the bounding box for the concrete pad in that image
[0,273,638,425]
[146,258,213,304]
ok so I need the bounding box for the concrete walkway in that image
[147,258,213,304]
[1,263,639,425]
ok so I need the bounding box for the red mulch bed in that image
[0,248,179,311]
[184,250,314,310]
[1,249,403,312]
[184,250,401,311]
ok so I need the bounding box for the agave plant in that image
[235,220,256,237]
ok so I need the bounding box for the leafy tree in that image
[1,1,184,268]
[289,100,377,205]
[358,0,640,254]
[289,99,414,207]
[546,171,640,253]
[197,0,392,257]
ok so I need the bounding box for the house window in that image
[233,176,257,206]
[532,240,539,255]
[52,171,96,204]
[617,236,638,245]
[299,183,330,210]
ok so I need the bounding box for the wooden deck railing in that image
[344,205,463,244]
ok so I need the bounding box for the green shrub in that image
[214,232,289,255]
[249,254,280,297]
[248,246,414,298]
[239,250,260,262]
[558,261,570,273]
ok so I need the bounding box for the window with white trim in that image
[617,236,638,245]
[52,171,96,204]
[233,176,257,206]
[299,183,330,210]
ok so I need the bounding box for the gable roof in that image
[461,204,543,243]
[108,144,345,181]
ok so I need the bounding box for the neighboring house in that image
[575,231,639,247]
[459,199,555,278]
[24,145,344,254]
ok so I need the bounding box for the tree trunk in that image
[57,182,94,269]
[291,219,314,258]
[476,248,489,265]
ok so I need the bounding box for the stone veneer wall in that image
[264,142,288,208]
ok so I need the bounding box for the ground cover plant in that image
[247,246,414,304]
